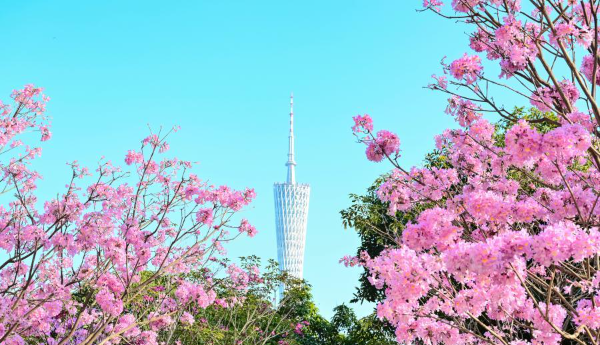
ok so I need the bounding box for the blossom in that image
[542,123,591,161]
[137,331,158,345]
[445,96,481,127]
[115,314,141,338]
[352,114,373,133]
[504,120,543,167]
[530,80,579,112]
[423,0,444,12]
[402,207,461,251]
[175,281,216,308]
[549,21,592,48]
[449,53,483,84]
[40,126,52,141]
[366,130,400,162]
[195,208,214,226]
[339,255,359,267]
[561,111,595,132]
[95,288,123,317]
[348,3,600,345]
[574,296,600,330]
[377,170,412,213]
[239,219,258,237]
[471,16,537,78]
[148,313,174,331]
[430,74,448,90]
[124,150,144,165]
[581,54,600,85]
[159,141,170,153]
[180,312,195,325]
[0,85,255,343]
[452,0,483,13]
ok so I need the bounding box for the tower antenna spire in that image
[286,92,296,184]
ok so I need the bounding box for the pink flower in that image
[115,314,141,338]
[124,150,144,165]
[423,0,443,11]
[445,96,481,127]
[137,331,158,345]
[504,120,543,167]
[549,21,592,48]
[581,54,600,85]
[40,126,52,141]
[574,297,600,330]
[339,255,360,267]
[402,207,461,251]
[148,313,174,331]
[430,74,448,90]
[0,85,257,344]
[159,141,170,153]
[449,53,483,84]
[542,123,591,161]
[95,288,124,317]
[366,130,400,162]
[352,114,373,134]
[294,321,308,334]
[180,312,195,325]
[471,16,537,78]
[451,0,483,13]
[239,219,257,237]
[530,80,579,112]
[195,208,214,226]
[347,3,600,345]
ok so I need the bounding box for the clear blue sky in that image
[0,1,471,318]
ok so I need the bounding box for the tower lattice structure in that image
[274,94,310,293]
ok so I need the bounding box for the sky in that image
[0,0,473,319]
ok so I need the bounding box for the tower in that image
[274,93,310,295]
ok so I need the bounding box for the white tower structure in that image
[274,93,310,294]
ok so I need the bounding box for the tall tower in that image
[274,93,310,294]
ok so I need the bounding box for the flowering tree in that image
[161,257,309,345]
[0,85,258,345]
[350,1,600,344]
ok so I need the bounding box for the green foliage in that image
[287,297,395,345]
[125,256,396,345]
[330,304,356,333]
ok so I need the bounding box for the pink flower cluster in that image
[352,115,400,163]
[548,21,592,48]
[471,16,538,78]
[175,281,217,308]
[352,113,599,345]
[423,0,444,11]
[378,166,459,215]
[352,114,374,134]
[365,130,400,162]
[0,86,257,344]
[530,80,579,112]
[574,296,600,330]
[339,255,360,267]
[293,321,309,335]
[448,53,483,85]
[445,96,482,127]
[581,54,600,85]
[360,2,600,344]
[239,218,258,237]
[402,207,462,251]
[451,0,485,13]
